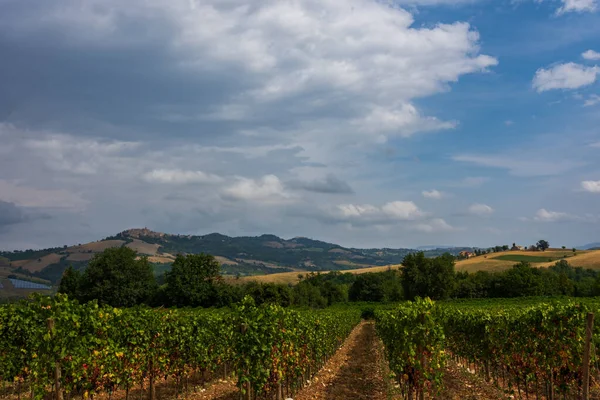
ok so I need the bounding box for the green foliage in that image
[442,299,592,396]
[64,247,157,307]
[401,252,456,300]
[0,294,360,399]
[376,298,446,397]
[164,253,221,307]
[536,239,550,251]
[57,266,82,298]
[454,260,600,298]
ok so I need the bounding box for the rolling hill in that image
[0,228,419,288]
[3,227,599,295]
[242,248,600,284]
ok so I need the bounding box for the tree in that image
[536,240,550,251]
[165,253,222,307]
[401,252,456,300]
[79,247,156,307]
[349,273,385,302]
[562,246,566,249]
[58,266,82,298]
[502,245,509,251]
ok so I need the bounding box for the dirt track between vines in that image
[1,320,509,400]
[294,320,387,400]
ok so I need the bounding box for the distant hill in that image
[577,243,600,250]
[0,228,418,286]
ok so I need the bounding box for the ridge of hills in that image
[0,228,474,287]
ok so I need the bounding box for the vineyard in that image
[2,296,600,400]
[0,294,360,400]
[377,298,600,399]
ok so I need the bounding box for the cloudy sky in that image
[1,0,599,250]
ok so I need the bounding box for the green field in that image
[493,254,563,263]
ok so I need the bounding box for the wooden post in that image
[276,382,282,400]
[47,319,63,400]
[583,312,594,400]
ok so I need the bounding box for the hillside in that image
[455,248,598,273]
[235,264,403,285]
[4,227,599,294]
[0,228,420,289]
[242,248,600,284]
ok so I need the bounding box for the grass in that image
[493,254,561,263]
[239,264,402,285]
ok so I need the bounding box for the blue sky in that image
[0,0,599,250]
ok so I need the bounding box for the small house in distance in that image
[458,251,475,259]
[511,244,524,251]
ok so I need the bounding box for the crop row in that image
[0,294,361,400]
[376,298,598,399]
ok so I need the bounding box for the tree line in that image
[58,246,600,308]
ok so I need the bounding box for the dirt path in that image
[2,320,510,400]
[294,321,387,400]
[436,361,509,400]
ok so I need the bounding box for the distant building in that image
[458,251,475,259]
[511,245,524,251]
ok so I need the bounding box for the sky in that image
[0,0,599,250]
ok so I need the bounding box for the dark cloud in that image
[287,175,354,194]
[0,201,28,227]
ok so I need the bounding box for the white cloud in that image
[143,169,223,184]
[584,94,600,107]
[223,175,291,204]
[0,180,87,210]
[468,203,494,216]
[352,104,457,139]
[582,180,600,193]
[381,201,426,220]
[590,142,600,148]
[332,200,426,226]
[414,218,455,233]
[582,50,600,61]
[557,0,597,14]
[504,120,514,126]
[534,208,573,222]
[337,204,381,219]
[0,0,497,153]
[422,189,443,199]
[532,63,599,92]
[25,134,140,175]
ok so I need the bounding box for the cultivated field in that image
[68,240,125,253]
[11,253,64,273]
[242,249,600,283]
[239,264,402,285]
[125,239,161,255]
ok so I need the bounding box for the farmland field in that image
[3,296,600,400]
[492,254,559,263]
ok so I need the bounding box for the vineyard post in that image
[419,311,426,400]
[47,318,63,400]
[148,359,155,400]
[583,312,594,400]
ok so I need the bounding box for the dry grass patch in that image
[66,252,94,262]
[241,264,402,285]
[214,256,238,265]
[536,250,600,269]
[69,240,125,253]
[146,255,176,264]
[125,239,161,256]
[19,253,63,273]
[456,258,516,273]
